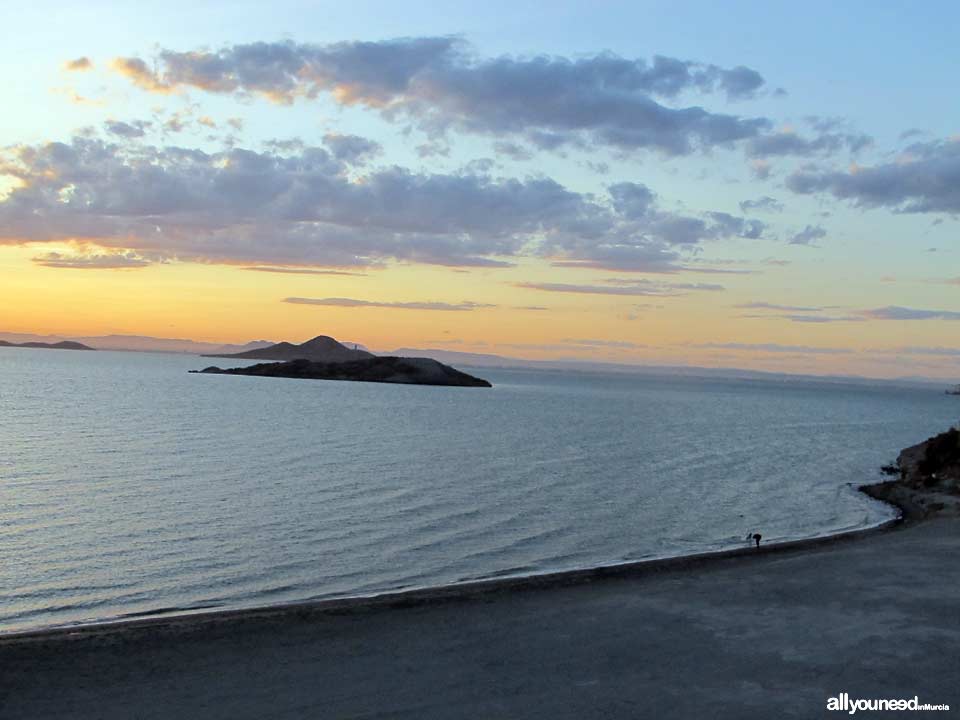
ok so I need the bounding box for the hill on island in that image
[0,340,94,351]
[204,335,374,363]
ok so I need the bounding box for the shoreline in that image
[4,478,957,719]
[0,479,915,645]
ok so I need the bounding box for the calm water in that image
[1,347,957,633]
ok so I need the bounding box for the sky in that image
[1,0,958,379]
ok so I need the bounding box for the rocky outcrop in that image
[863,427,960,521]
[192,356,492,388]
[897,428,960,487]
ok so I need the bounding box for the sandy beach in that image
[1,496,958,719]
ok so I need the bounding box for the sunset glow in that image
[2,1,958,379]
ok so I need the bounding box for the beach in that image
[1,495,957,719]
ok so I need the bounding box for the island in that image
[193,356,492,388]
[195,334,492,387]
[0,340,94,351]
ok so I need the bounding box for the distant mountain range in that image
[0,339,94,351]
[1,331,950,386]
[204,336,374,363]
[0,332,275,355]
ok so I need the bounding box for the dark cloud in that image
[738,195,783,213]
[789,225,826,246]
[110,38,772,156]
[786,139,960,213]
[0,136,763,272]
[284,297,495,311]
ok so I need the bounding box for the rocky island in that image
[0,340,94,351]
[195,335,491,387]
[194,356,492,387]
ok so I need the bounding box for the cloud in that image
[789,224,826,246]
[786,139,960,213]
[109,38,773,156]
[736,301,824,312]
[322,133,382,165]
[31,250,152,269]
[110,57,172,93]
[0,135,766,272]
[493,142,534,161]
[694,342,851,354]
[749,159,772,179]
[704,211,766,239]
[516,280,723,296]
[779,314,865,323]
[746,129,871,158]
[283,297,495,311]
[738,301,867,323]
[742,303,960,323]
[863,306,960,321]
[738,196,783,213]
[104,120,151,138]
[64,57,93,72]
[889,346,960,357]
[561,338,647,349]
[243,266,366,276]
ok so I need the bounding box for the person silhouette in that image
[752,533,762,548]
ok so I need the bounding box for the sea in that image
[1,347,957,633]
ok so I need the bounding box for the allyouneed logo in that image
[827,693,950,714]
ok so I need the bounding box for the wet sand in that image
[1,499,958,719]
